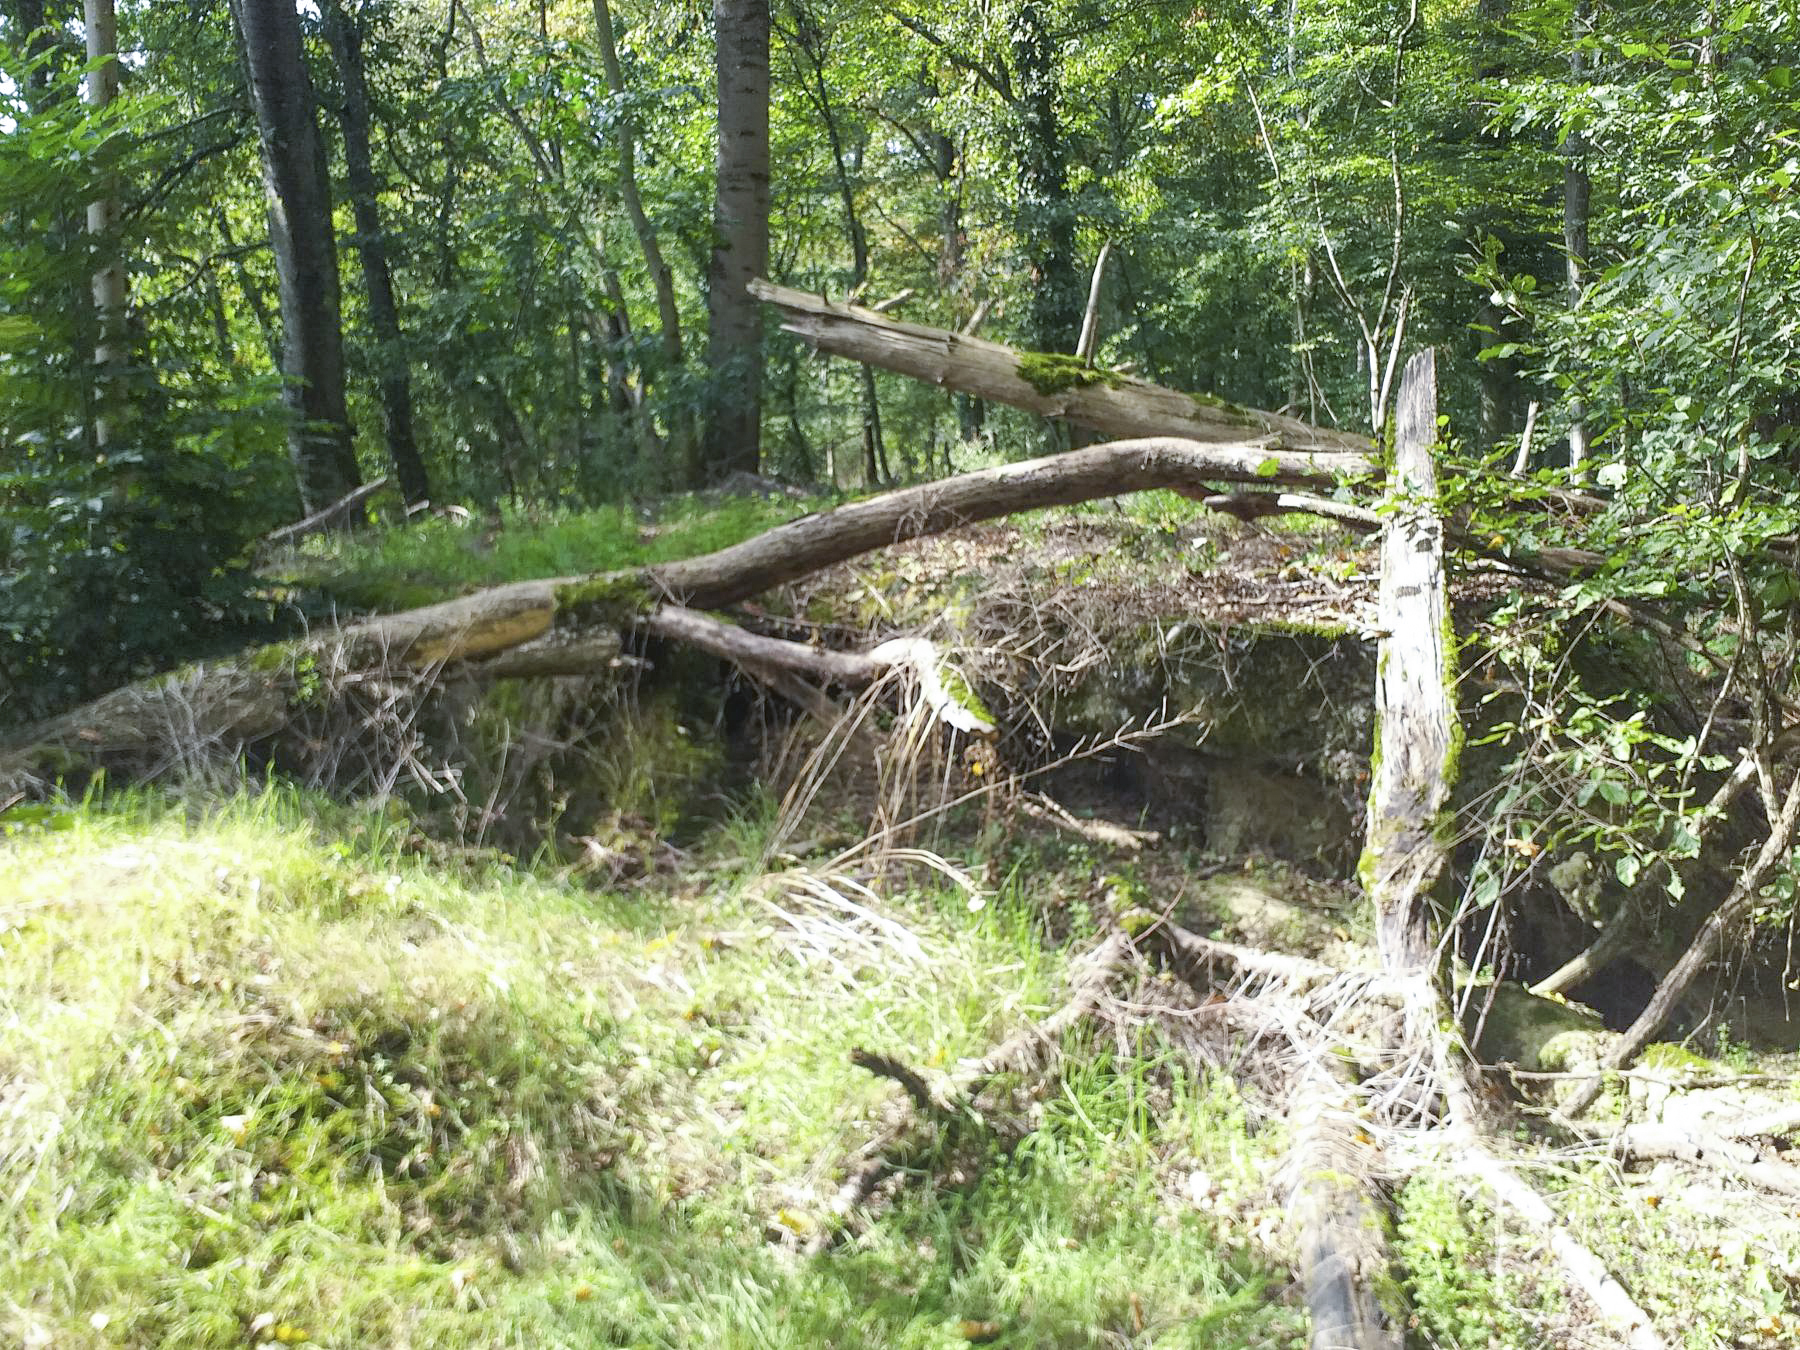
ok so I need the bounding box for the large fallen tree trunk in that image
[0,436,1355,791]
[751,279,1376,459]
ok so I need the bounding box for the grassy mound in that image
[0,789,1300,1348]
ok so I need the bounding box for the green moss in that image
[1188,392,1262,427]
[1117,908,1158,937]
[1016,351,1125,396]
[248,641,298,675]
[935,662,995,729]
[1642,1042,1719,1074]
[552,572,655,626]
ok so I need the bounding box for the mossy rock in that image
[1465,982,1611,1072]
[1050,625,1376,784]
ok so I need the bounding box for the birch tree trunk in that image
[83,0,125,448]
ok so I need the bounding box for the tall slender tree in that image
[322,0,431,508]
[233,0,360,513]
[1011,1,1077,355]
[83,0,124,448]
[1562,0,1591,477]
[703,0,770,483]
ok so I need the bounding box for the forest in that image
[5,0,1800,1346]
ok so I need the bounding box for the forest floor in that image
[6,491,1800,1348]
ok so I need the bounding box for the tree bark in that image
[703,0,770,483]
[322,0,432,509]
[83,0,125,448]
[752,279,1375,460]
[1365,351,1454,973]
[592,0,688,460]
[234,0,361,513]
[1288,1067,1405,1349]
[791,2,885,485]
[1563,0,1591,477]
[593,0,681,369]
[1010,1,1078,354]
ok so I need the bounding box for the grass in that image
[267,493,827,613]
[0,786,1303,1349]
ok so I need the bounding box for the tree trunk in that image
[213,208,282,371]
[702,0,770,483]
[322,0,432,509]
[792,2,885,485]
[751,279,1375,461]
[593,0,684,375]
[1010,1,1079,355]
[234,0,361,514]
[83,0,125,448]
[1365,351,1455,973]
[1563,0,1591,477]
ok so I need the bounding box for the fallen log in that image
[1,437,1357,792]
[1597,1121,1800,1199]
[751,279,1376,460]
[1286,1065,1404,1350]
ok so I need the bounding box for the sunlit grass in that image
[0,786,1300,1348]
[266,492,828,612]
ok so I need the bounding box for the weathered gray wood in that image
[1365,350,1455,973]
[1277,349,1457,1350]
[649,436,1358,606]
[1288,1068,1404,1350]
[751,279,1376,460]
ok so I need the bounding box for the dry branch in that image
[1600,1122,1800,1199]
[1452,1144,1670,1350]
[1018,792,1160,851]
[809,933,1130,1252]
[260,475,391,549]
